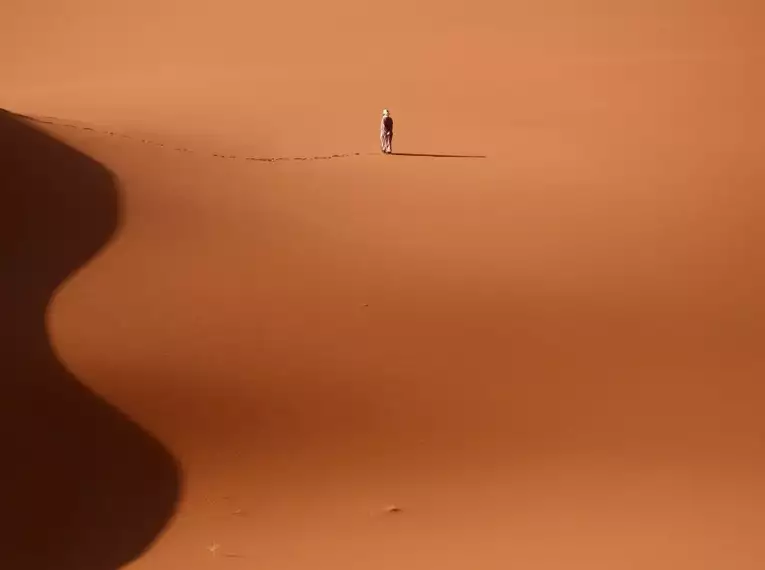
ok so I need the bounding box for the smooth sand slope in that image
[2,1,764,569]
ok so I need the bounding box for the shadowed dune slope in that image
[0,110,180,570]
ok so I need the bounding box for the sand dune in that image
[0,110,179,570]
[3,1,765,569]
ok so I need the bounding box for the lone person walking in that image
[380,109,393,154]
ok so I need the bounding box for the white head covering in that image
[382,109,389,116]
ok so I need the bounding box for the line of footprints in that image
[26,115,363,163]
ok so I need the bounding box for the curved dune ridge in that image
[3,1,765,569]
[12,114,367,162]
[21,114,488,162]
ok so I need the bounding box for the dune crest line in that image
[18,113,367,163]
[19,114,486,163]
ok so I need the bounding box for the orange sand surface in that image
[2,1,764,569]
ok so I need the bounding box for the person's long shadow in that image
[0,110,180,570]
[391,152,487,159]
